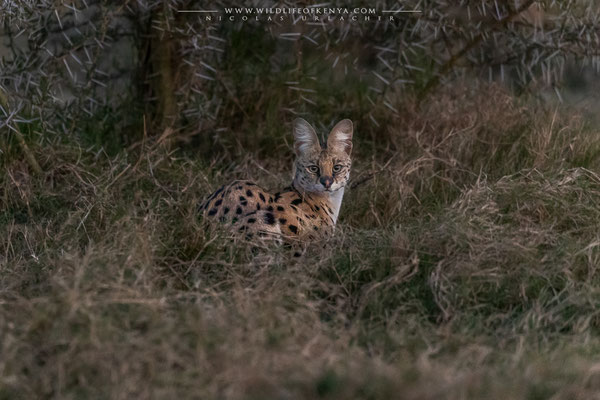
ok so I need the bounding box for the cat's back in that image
[200,180,335,240]
[200,180,275,222]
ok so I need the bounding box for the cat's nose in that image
[319,176,333,189]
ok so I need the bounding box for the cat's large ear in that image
[327,119,353,155]
[293,118,320,156]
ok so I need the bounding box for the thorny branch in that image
[0,0,598,147]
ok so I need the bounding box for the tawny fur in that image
[200,118,353,241]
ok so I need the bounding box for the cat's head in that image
[292,118,353,194]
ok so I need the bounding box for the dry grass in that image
[3,84,600,399]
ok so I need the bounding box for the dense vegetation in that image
[2,1,600,399]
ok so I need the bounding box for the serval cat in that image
[199,118,353,242]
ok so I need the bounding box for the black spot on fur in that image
[277,206,285,211]
[288,225,298,234]
[290,205,297,211]
[211,186,224,199]
[315,205,320,211]
[314,226,319,230]
[241,201,248,206]
[267,206,274,212]
[239,196,246,202]
[259,193,266,202]
[246,189,253,197]
[232,217,238,224]
[256,204,261,210]
[269,196,274,203]
[291,198,302,206]
[247,218,256,223]
[236,207,243,214]
[215,199,222,206]
[279,218,287,224]
[223,207,230,215]
[208,208,218,216]
[264,213,275,225]
[246,182,256,186]
[274,193,282,202]
[293,252,301,258]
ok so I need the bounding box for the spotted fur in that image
[200,118,353,241]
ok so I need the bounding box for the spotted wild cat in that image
[199,118,353,241]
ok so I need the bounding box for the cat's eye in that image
[307,165,319,174]
[333,164,343,173]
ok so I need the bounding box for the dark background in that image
[2,1,600,399]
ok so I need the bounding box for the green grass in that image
[3,84,600,399]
